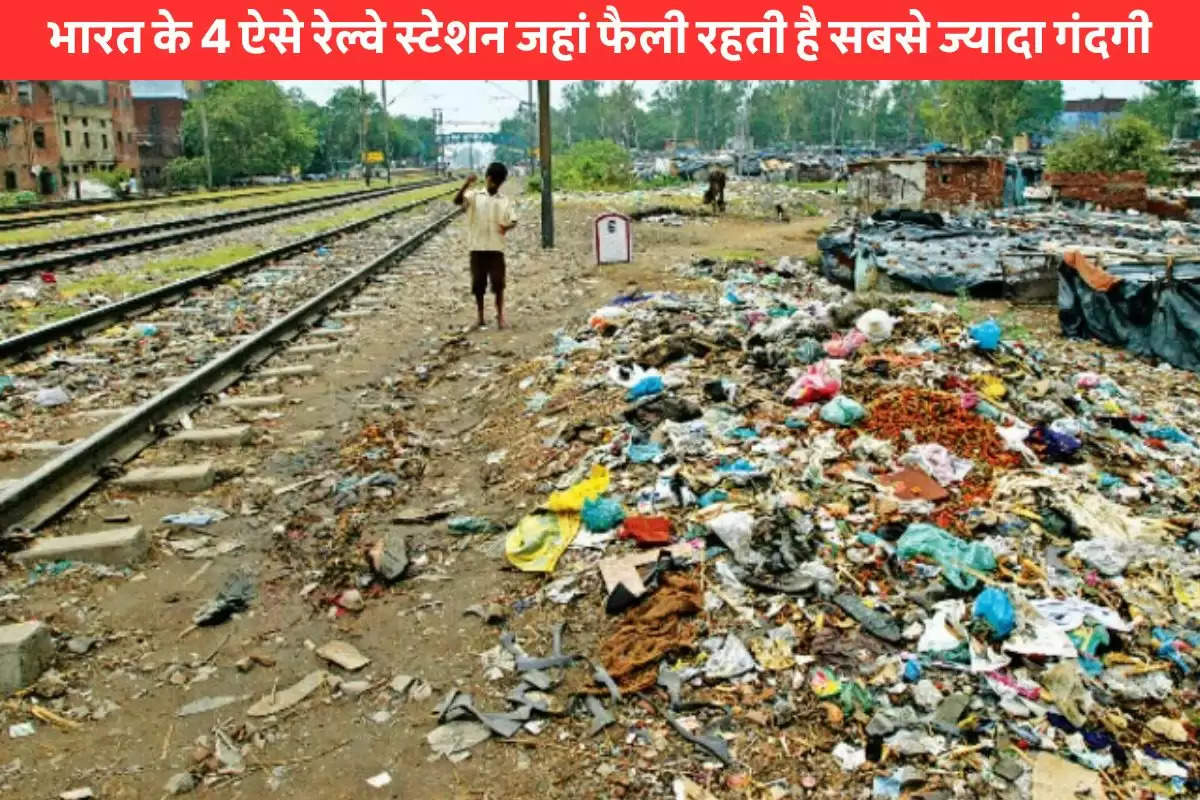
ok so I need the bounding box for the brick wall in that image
[1045,171,1148,211]
[0,81,63,195]
[924,158,1006,208]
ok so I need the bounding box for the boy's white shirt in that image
[463,189,516,252]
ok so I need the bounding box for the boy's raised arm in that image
[454,174,478,207]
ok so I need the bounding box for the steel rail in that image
[0,186,398,259]
[0,178,449,280]
[0,206,462,531]
[0,186,457,363]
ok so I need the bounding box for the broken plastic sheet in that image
[505,512,582,573]
[1059,254,1200,373]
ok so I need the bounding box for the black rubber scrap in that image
[832,592,902,643]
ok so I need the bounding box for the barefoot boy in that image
[454,162,517,329]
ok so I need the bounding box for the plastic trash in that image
[34,387,71,407]
[161,507,229,527]
[705,511,756,563]
[547,465,610,512]
[855,309,896,343]
[589,305,629,330]
[626,375,664,401]
[619,515,671,545]
[785,361,841,405]
[896,523,997,591]
[626,442,664,463]
[581,497,625,533]
[794,338,824,364]
[447,516,499,534]
[1028,423,1081,461]
[697,489,728,507]
[824,329,868,358]
[193,571,255,626]
[968,318,1002,350]
[820,395,866,427]
[505,513,582,573]
[973,587,1015,640]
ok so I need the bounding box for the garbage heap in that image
[441,255,1200,798]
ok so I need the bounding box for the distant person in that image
[454,162,517,330]
[704,168,727,214]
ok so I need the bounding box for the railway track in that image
[0,186,455,361]
[0,179,450,280]
[0,174,433,231]
[0,199,462,531]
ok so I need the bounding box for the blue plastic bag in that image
[698,489,729,507]
[581,497,625,533]
[820,395,866,427]
[973,587,1015,639]
[626,442,663,463]
[626,375,664,401]
[968,318,1002,351]
[896,523,997,591]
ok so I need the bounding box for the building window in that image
[101,134,108,149]
[33,127,46,148]
[100,119,106,128]
[17,81,32,104]
[941,173,951,185]
[0,122,8,148]
[65,130,72,147]
[81,117,88,127]
[0,81,9,94]
[4,171,16,191]
[62,115,69,125]
[72,165,80,173]
[83,131,90,148]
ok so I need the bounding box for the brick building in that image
[847,155,1006,210]
[0,80,63,195]
[132,80,189,188]
[1,80,140,198]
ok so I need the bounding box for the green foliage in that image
[85,167,132,193]
[164,157,208,190]
[1045,115,1170,184]
[1124,80,1199,140]
[181,81,316,185]
[637,174,686,189]
[0,191,39,208]
[554,140,634,191]
[921,81,1063,149]
[525,171,541,195]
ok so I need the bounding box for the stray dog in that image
[703,169,727,214]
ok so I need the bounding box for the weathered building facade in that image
[848,156,1006,210]
[132,80,188,188]
[1,80,139,198]
[0,80,63,195]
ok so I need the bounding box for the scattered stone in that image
[164,772,196,795]
[316,640,370,671]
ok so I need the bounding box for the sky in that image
[277,80,1157,132]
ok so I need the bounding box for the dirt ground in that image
[9,181,1183,799]
[0,186,839,799]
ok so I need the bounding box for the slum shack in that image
[1045,170,1148,211]
[1059,249,1200,372]
[819,206,1200,302]
[847,155,1006,210]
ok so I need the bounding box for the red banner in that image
[1,1,1190,78]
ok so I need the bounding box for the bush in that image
[85,167,132,193]
[555,140,634,191]
[0,191,39,208]
[164,157,208,190]
[637,174,685,189]
[1046,115,1171,184]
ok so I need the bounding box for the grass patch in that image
[279,185,451,237]
[787,180,840,192]
[710,249,764,262]
[57,244,262,300]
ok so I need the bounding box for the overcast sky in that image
[278,80,1156,131]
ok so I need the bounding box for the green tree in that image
[552,140,634,191]
[1125,80,1198,139]
[1045,114,1170,184]
[921,81,1062,149]
[180,81,315,184]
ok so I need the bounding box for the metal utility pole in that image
[538,80,553,248]
[432,107,444,175]
[196,81,213,190]
[380,80,391,184]
[359,79,370,187]
[527,80,536,175]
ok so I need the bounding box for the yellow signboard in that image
[364,151,384,164]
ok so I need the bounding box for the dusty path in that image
[1,190,830,799]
